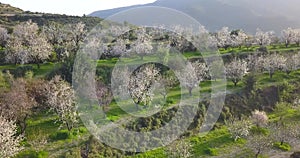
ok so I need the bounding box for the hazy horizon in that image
[0,0,156,16]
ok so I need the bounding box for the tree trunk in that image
[233,79,238,86]
[269,73,273,79]
[135,103,139,110]
[81,143,89,158]
[66,122,72,131]
[102,105,107,118]
[37,63,40,69]
[255,149,261,158]
[255,153,259,158]
[18,115,28,134]
[188,88,192,96]
[160,93,167,100]
[19,121,27,134]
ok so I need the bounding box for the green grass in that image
[106,101,127,121]
[25,112,60,144]
[0,62,60,77]
[190,127,245,157]
[218,44,300,55]
[256,70,300,88]
[132,148,166,158]
[102,68,300,122]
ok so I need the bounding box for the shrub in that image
[49,129,73,141]
[273,142,291,151]
[257,46,268,52]
[9,66,34,78]
[251,110,268,127]
[204,148,218,156]
[64,147,81,158]
[250,126,269,135]
[15,150,48,158]
[78,127,88,134]
[166,99,175,105]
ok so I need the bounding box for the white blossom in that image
[128,64,160,107]
[46,76,78,131]
[0,115,23,158]
[226,58,248,86]
[251,110,268,127]
[255,28,274,46]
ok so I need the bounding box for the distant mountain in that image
[89,0,300,34]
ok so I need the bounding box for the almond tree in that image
[0,26,8,47]
[208,60,225,81]
[263,53,286,79]
[225,117,253,141]
[64,22,87,54]
[244,35,254,50]
[46,75,78,131]
[176,62,199,96]
[216,27,233,49]
[255,28,274,47]
[95,79,113,117]
[169,25,193,53]
[29,33,52,68]
[5,20,52,68]
[42,22,66,61]
[111,38,128,58]
[43,22,87,62]
[283,52,300,74]
[282,27,296,48]
[42,22,64,46]
[5,36,24,64]
[0,77,36,134]
[246,134,273,158]
[192,60,209,82]
[232,30,249,49]
[247,54,265,73]
[132,27,153,60]
[26,78,50,109]
[294,30,300,46]
[269,121,300,146]
[0,115,23,158]
[157,70,178,99]
[128,64,160,109]
[165,139,193,158]
[251,110,268,127]
[111,66,131,99]
[226,57,248,86]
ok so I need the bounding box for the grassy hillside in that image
[0,3,102,31]
[0,3,300,158]
[0,47,300,157]
[0,2,23,14]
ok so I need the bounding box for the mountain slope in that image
[89,0,300,33]
[0,2,23,14]
[0,3,102,31]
